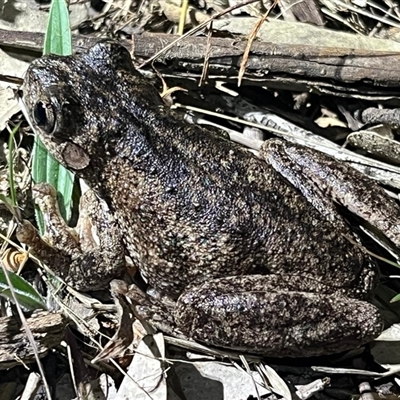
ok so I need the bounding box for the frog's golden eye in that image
[33,100,56,133]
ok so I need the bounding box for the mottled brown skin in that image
[20,40,396,357]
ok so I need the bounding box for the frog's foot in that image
[174,275,384,357]
[17,182,125,291]
[126,284,185,337]
[261,139,400,247]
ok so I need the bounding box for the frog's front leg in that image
[173,275,383,357]
[261,139,400,247]
[17,183,125,291]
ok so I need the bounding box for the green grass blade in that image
[33,0,74,233]
[391,293,400,303]
[43,0,72,56]
[33,137,75,230]
[0,269,46,311]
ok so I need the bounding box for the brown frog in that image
[19,40,400,357]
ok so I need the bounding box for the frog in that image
[19,40,400,357]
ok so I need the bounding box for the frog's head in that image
[20,40,147,177]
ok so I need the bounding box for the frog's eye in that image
[32,100,56,133]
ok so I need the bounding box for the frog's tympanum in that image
[20,41,400,357]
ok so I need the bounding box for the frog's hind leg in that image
[174,275,383,357]
[261,139,400,247]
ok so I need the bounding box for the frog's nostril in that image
[33,100,56,133]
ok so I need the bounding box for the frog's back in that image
[103,104,369,298]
